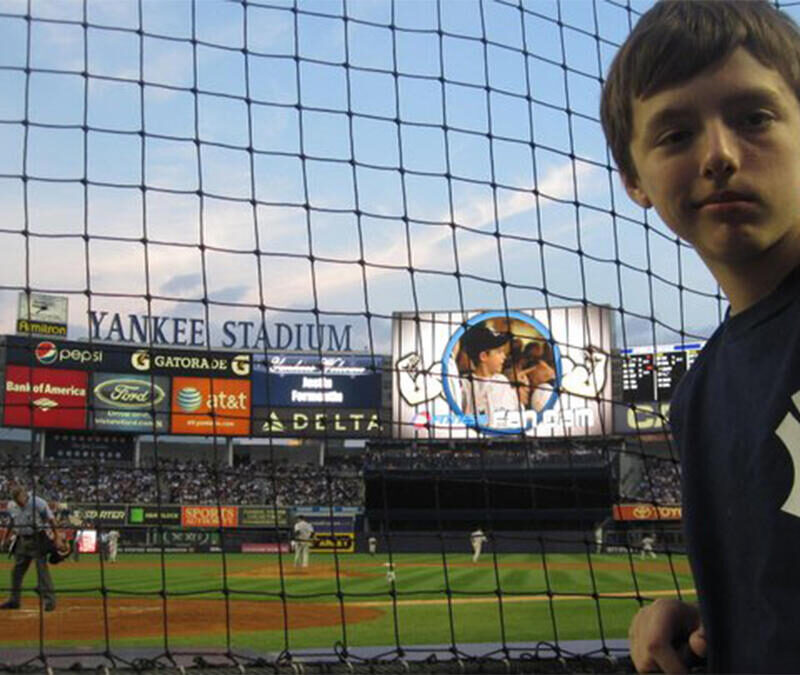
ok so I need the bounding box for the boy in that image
[601,1,800,672]
[460,324,520,427]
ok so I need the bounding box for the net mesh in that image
[0,0,778,671]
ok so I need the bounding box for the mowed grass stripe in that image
[357,587,697,607]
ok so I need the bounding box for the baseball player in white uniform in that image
[368,536,377,556]
[640,534,657,560]
[594,523,604,554]
[384,562,396,584]
[293,516,315,568]
[470,527,488,563]
[108,530,120,562]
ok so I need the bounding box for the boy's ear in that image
[621,172,652,209]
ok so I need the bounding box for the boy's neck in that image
[474,363,493,378]
[708,232,800,315]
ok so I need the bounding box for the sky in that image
[1,0,785,355]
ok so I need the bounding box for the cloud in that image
[160,273,202,295]
[211,284,250,303]
[450,160,597,231]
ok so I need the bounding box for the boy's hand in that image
[629,598,706,673]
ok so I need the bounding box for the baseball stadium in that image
[0,0,762,672]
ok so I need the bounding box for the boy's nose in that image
[700,122,739,181]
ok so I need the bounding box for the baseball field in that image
[0,551,695,655]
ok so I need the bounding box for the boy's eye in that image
[741,110,774,128]
[656,129,691,147]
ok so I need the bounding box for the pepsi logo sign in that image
[35,341,58,364]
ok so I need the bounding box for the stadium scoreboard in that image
[0,336,384,439]
[613,342,704,433]
[620,343,703,403]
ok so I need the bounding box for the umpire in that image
[1,484,63,612]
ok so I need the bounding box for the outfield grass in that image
[0,552,695,653]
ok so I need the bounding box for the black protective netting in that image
[1,0,784,671]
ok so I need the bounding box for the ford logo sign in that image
[94,378,165,409]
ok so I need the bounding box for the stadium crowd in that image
[625,457,681,505]
[0,444,629,505]
[0,456,363,506]
[364,445,609,470]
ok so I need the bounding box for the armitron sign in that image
[17,293,68,338]
[613,503,682,521]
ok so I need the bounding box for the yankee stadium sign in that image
[88,311,353,352]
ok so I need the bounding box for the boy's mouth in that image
[694,190,758,209]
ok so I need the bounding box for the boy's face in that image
[624,47,800,271]
[479,346,506,374]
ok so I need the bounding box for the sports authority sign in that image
[182,505,238,528]
[392,306,613,439]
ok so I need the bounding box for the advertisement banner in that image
[128,505,182,525]
[303,514,357,534]
[90,372,171,433]
[156,530,219,549]
[392,306,613,438]
[181,505,238,528]
[45,431,134,462]
[5,336,114,371]
[128,348,251,379]
[5,338,253,380]
[252,407,384,438]
[612,503,682,521]
[16,319,68,339]
[613,401,672,435]
[171,377,251,436]
[3,365,88,430]
[70,504,128,525]
[252,354,382,407]
[311,533,355,553]
[242,542,290,553]
[238,506,288,528]
[17,292,68,338]
[251,353,384,438]
[76,529,98,553]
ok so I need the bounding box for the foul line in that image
[358,588,697,608]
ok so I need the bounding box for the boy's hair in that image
[600,0,800,181]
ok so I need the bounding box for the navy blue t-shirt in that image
[671,266,800,673]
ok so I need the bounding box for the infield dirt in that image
[2,597,383,642]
